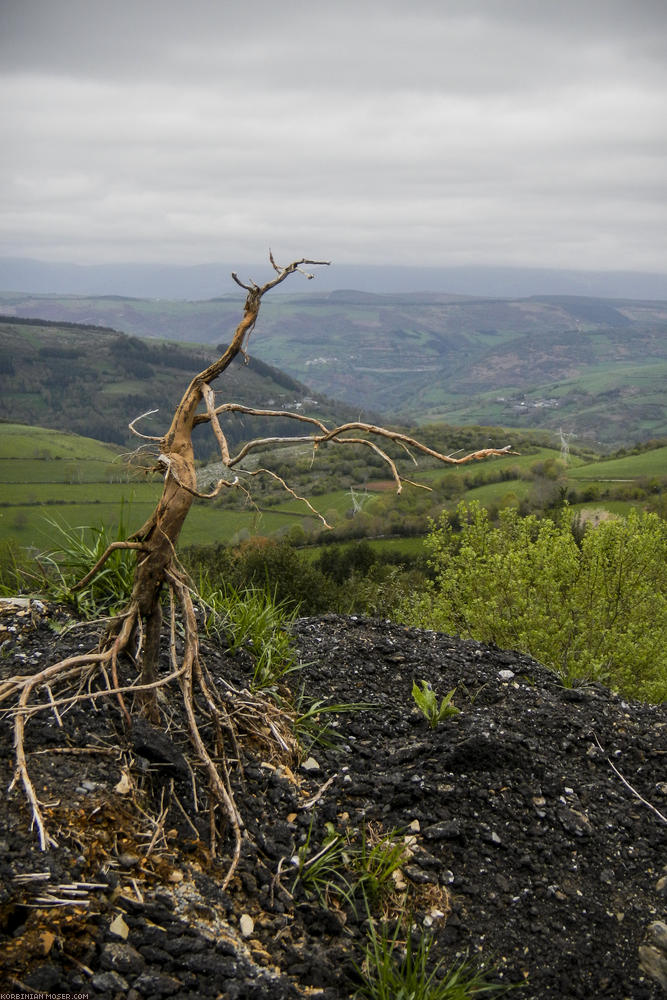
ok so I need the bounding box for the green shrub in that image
[399,502,666,702]
[185,538,336,614]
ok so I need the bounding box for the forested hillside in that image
[0,316,354,450]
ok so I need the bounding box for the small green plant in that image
[292,821,357,909]
[355,824,410,907]
[37,512,135,617]
[292,822,410,913]
[197,577,300,692]
[355,910,513,999]
[412,680,460,728]
[293,689,376,751]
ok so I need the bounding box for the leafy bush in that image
[184,538,337,614]
[185,537,426,618]
[399,502,666,702]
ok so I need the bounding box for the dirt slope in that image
[0,603,665,998]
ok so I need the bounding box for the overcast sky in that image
[2,0,666,276]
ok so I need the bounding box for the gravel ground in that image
[0,600,665,998]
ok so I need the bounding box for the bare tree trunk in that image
[123,257,326,711]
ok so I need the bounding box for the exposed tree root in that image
[2,561,297,889]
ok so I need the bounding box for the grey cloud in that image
[1,0,666,273]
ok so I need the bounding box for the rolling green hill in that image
[0,316,355,451]
[2,290,665,448]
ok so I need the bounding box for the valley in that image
[1,290,666,448]
[0,300,665,569]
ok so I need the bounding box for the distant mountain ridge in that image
[1,288,665,448]
[3,255,667,299]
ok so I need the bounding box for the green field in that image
[1,424,664,558]
[0,424,326,551]
[567,446,667,480]
[0,423,123,463]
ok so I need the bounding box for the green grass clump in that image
[292,822,410,912]
[197,578,300,691]
[36,514,135,617]
[293,691,376,752]
[355,912,514,999]
[0,539,34,596]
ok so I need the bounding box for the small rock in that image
[92,970,129,992]
[117,853,141,869]
[498,669,515,681]
[423,820,463,841]
[639,944,667,990]
[100,941,144,974]
[648,921,667,951]
[557,806,593,836]
[132,971,183,996]
[301,757,320,772]
[404,864,437,885]
[109,913,130,939]
[39,930,55,955]
[390,868,407,890]
[115,770,133,794]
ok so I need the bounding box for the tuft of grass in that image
[292,820,357,910]
[292,822,410,913]
[293,688,376,751]
[0,539,33,597]
[355,909,516,999]
[355,824,412,908]
[412,680,460,728]
[197,576,300,692]
[36,511,135,617]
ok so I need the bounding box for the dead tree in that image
[1,253,516,885]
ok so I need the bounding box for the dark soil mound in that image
[0,602,665,998]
